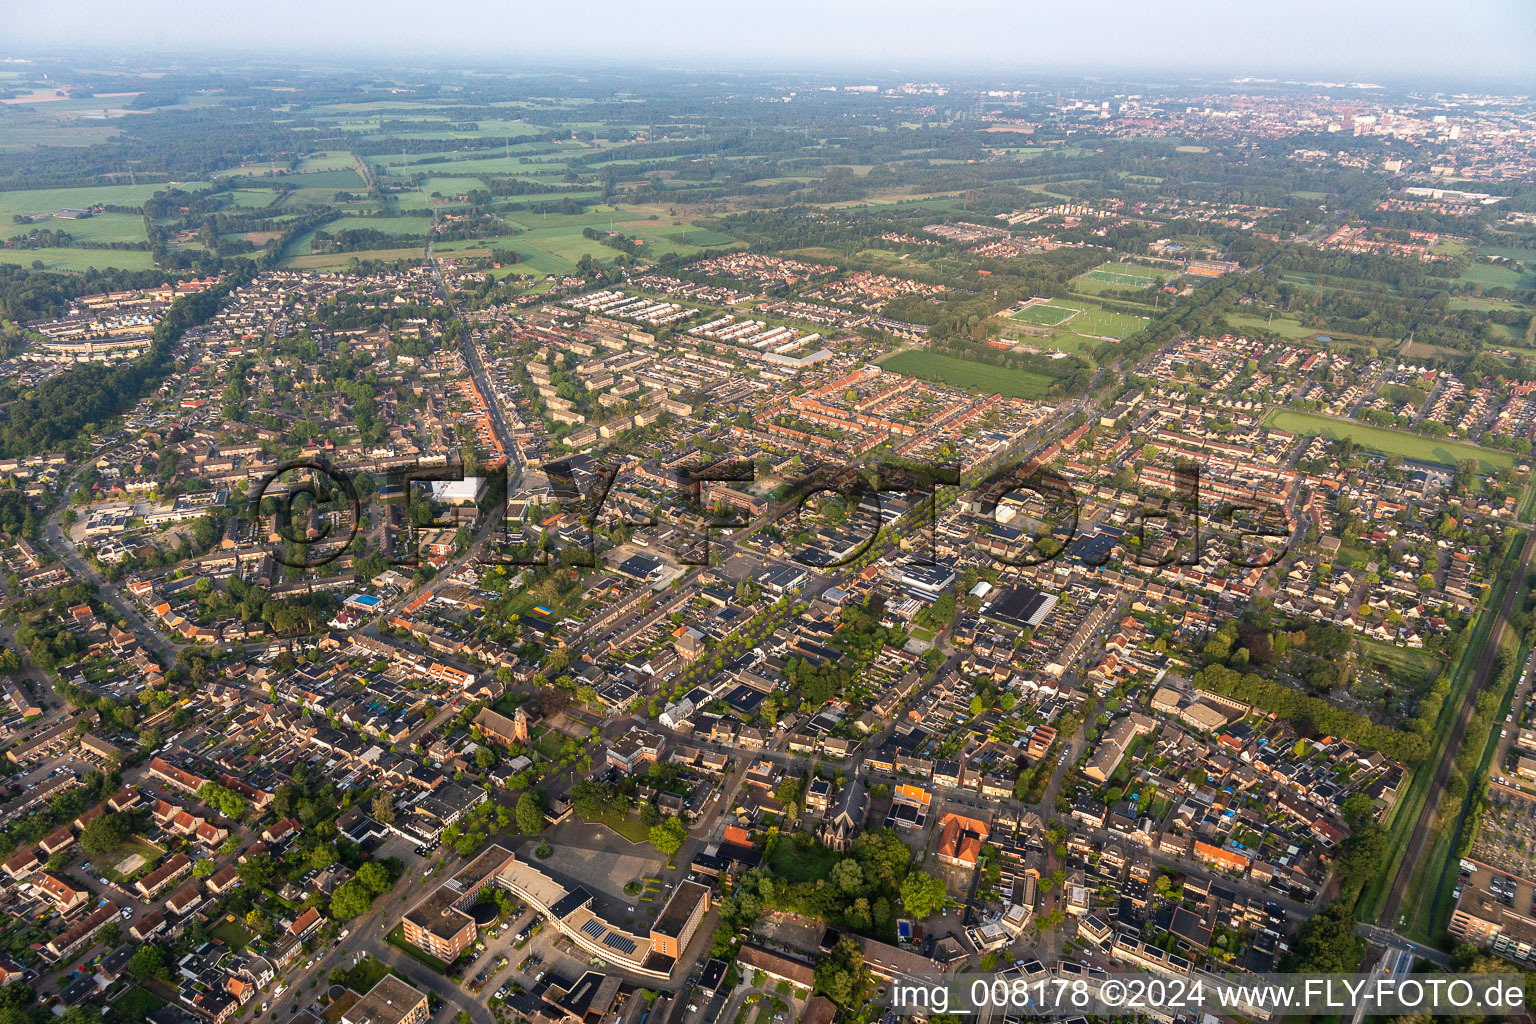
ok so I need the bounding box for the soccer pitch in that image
[1078,263,1161,288]
[1011,302,1080,326]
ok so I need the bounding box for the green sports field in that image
[1074,262,1163,290]
[1010,303,1079,327]
[1065,306,1150,339]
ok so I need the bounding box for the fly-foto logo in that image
[247,454,1294,572]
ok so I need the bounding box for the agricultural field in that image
[0,182,207,220]
[2,210,146,244]
[0,246,158,271]
[1450,295,1530,313]
[1452,261,1535,291]
[1263,409,1518,475]
[879,349,1059,400]
[283,247,426,269]
[1476,244,1536,262]
[1226,312,1330,341]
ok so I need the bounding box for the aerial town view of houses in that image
[0,9,1532,1024]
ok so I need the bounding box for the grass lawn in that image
[1280,269,1400,294]
[1227,312,1327,341]
[221,168,365,191]
[321,215,433,238]
[1263,408,1517,475]
[337,955,391,994]
[103,836,164,883]
[879,349,1059,400]
[532,729,570,760]
[1036,333,1100,357]
[209,917,251,951]
[1451,293,1531,312]
[766,835,839,884]
[588,809,651,844]
[386,924,452,973]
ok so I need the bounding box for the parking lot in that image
[538,819,678,933]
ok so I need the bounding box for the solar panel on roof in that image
[603,933,638,956]
[580,919,606,940]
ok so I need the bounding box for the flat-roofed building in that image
[650,881,710,959]
[401,845,517,963]
[341,976,430,1024]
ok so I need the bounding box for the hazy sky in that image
[10,0,1536,85]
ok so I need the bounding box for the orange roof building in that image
[936,812,990,868]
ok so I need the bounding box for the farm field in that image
[1452,262,1535,290]
[283,246,426,269]
[1227,312,1329,341]
[1263,408,1517,475]
[0,182,208,219]
[0,246,158,271]
[1476,245,1536,262]
[1450,295,1530,313]
[1280,269,1400,294]
[294,151,359,172]
[2,210,146,244]
[879,349,1059,400]
[219,168,365,191]
[320,216,433,238]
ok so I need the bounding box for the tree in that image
[308,843,339,872]
[81,812,132,855]
[831,858,864,894]
[371,793,394,825]
[329,880,372,921]
[1333,822,1386,891]
[1284,900,1363,972]
[899,871,947,919]
[128,943,169,980]
[193,858,216,878]
[356,861,392,897]
[237,851,277,889]
[813,936,868,1008]
[649,817,687,857]
[516,790,547,836]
